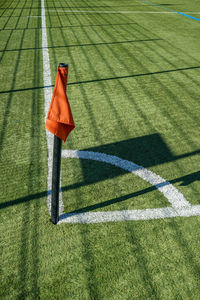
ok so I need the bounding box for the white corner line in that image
[62,150,191,209]
[41,0,64,215]
[58,150,200,224]
[58,206,200,224]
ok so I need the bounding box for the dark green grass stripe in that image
[131,21,200,84]
[0,30,26,150]
[108,12,200,126]
[0,38,162,52]
[0,1,40,149]
[0,15,38,18]
[0,30,12,63]
[121,18,200,127]
[0,0,16,12]
[0,22,137,30]
[0,5,160,9]
[115,12,199,147]
[0,0,10,9]
[1,0,30,30]
[0,66,199,94]
[122,21,199,151]
[122,18,200,124]
[67,66,200,85]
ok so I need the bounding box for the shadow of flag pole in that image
[45,63,75,224]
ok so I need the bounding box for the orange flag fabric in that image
[45,64,75,142]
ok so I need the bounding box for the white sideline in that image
[41,0,64,214]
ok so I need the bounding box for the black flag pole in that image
[51,134,62,224]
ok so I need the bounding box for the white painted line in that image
[49,10,176,14]
[41,0,64,214]
[48,10,200,15]
[62,150,190,208]
[58,205,200,224]
[59,149,200,223]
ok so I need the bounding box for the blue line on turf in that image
[177,12,200,21]
[140,0,200,22]
[140,0,175,12]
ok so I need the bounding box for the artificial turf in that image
[0,0,200,298]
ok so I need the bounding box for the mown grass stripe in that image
[1,65,199,94]
[0,38,162,52]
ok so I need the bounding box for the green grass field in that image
[1,0,200,298]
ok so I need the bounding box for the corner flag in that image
[45,63,75,142]
[45,63,75,224]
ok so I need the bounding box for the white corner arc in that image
[59,150,200,224]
